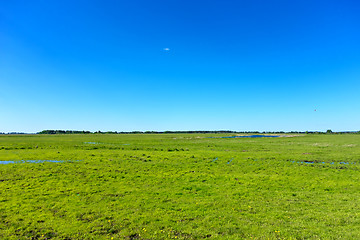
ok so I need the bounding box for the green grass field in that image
[1,134,360,239]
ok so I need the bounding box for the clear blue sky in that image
[1,0,360,132]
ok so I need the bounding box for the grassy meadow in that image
[1,133,360,239]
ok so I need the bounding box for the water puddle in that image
[227,158,233,164]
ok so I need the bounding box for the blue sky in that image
[1,0,360,132]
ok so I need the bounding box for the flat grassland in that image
[1,134,360,239]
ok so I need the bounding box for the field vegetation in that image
[1,134,360,239]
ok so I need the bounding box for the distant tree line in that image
[37,130,237,134]
[38,130,92,134]
[304,130,360,134]
[2,129,359,135]
[33,130,360,135]
[0,132,28,135]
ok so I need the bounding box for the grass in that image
[1,133,360,239]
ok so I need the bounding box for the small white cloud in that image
[163,48,170,51]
